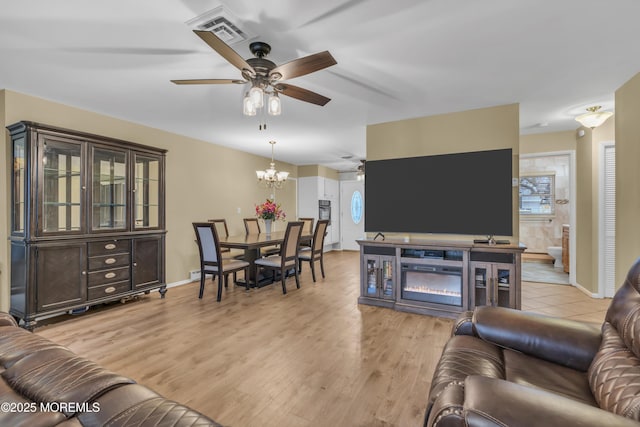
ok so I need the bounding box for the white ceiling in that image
[1,0,638,171]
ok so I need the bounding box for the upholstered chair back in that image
[588,257,640,420]
[193,223,220,264]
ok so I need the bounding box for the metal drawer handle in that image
[105,243,116,250]
[104,286,116,294]
[104,258,116,265]
[104,272,116,279]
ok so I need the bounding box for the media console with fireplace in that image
[358,239,525,317]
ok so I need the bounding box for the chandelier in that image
[575,106,613,129]
[256,140,289,189]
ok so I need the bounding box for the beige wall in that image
[366,103,520,241]
[0,90,298,311]
[520,130,576,154]
[298,165,339,179]
[575,127,597,292]
[615,72,640,286]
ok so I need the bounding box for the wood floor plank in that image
[36,251,453,426]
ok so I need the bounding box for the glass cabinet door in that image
[40,137,84,234]
[13,136,26,234]
[363,255,395,299]
[133,154,161,229]
[92,147,127,230]
[496,266,513,307]
[381,259,394,297]
[365,258,378,297]
[471,264,488,307]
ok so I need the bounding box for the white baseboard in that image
[573,281,602,298]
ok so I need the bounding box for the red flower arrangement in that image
[255,199,286,221]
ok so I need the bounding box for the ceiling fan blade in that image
[277,83,331,106]
[171,78,246,85]
[193,30,254,74]
[270,51,337,81]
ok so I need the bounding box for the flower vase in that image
[264,219,272,235]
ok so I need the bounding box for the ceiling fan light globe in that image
[268,93,281,116]
[249,85,264,108]
[243,96,256,116]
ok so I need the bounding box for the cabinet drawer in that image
[88,240,130,256]
[88,253,130,270]
[87,280,130,300]
[88,266,130,286]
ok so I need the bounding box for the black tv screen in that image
[365,149,513,236]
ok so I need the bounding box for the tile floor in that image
[522,261,570,285]
[522,280,610,323]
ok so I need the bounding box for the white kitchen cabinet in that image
[297,176,340,246]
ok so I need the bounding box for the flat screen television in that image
[365,148,513,236]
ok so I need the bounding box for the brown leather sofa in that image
[425,257,640,427]
[0,313,221,427]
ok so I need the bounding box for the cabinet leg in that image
[23,318,37,331]
[159,286,167,299]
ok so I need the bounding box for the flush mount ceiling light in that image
[256,140,289,189]
[575,106,613,129]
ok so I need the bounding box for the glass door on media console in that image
[40,137,84,234]
[364,256,395,299]
[495,267,513,307]
[471,263,514,307]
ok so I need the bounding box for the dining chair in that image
[243,217,261,234]
[208,218,230,253]
[299,217,314,248]
[244,217,279,256]
[208,218,244,259]
[298,219,329,282]
[254,221,304,294]
[193,222,251,301]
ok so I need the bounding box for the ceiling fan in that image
[171,30,337,114]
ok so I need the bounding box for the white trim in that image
[598,141,616,298]
[520,150,576,286]
[167,279,194,288]
[574,280,602,298]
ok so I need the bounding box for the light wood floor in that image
[35,251,610,426]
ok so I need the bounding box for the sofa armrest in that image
[0,312,18,327]
[76,384,223,427]
[451,311,474,336]
[472,306,601,371]
[461,376,640,427]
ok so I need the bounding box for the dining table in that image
[219,231,312,287]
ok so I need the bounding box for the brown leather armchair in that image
[425,257,640,427]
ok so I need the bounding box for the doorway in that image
[519,151,576,285]
[340,180,364,251]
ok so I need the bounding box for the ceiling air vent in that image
[186,5,254,45]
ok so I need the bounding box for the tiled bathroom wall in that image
[519,154,570,253]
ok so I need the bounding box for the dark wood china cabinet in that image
[8,121,167,329]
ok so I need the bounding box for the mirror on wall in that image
[519,174,555,216]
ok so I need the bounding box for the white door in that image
[600,143,616,297]
[340,180,365,250]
